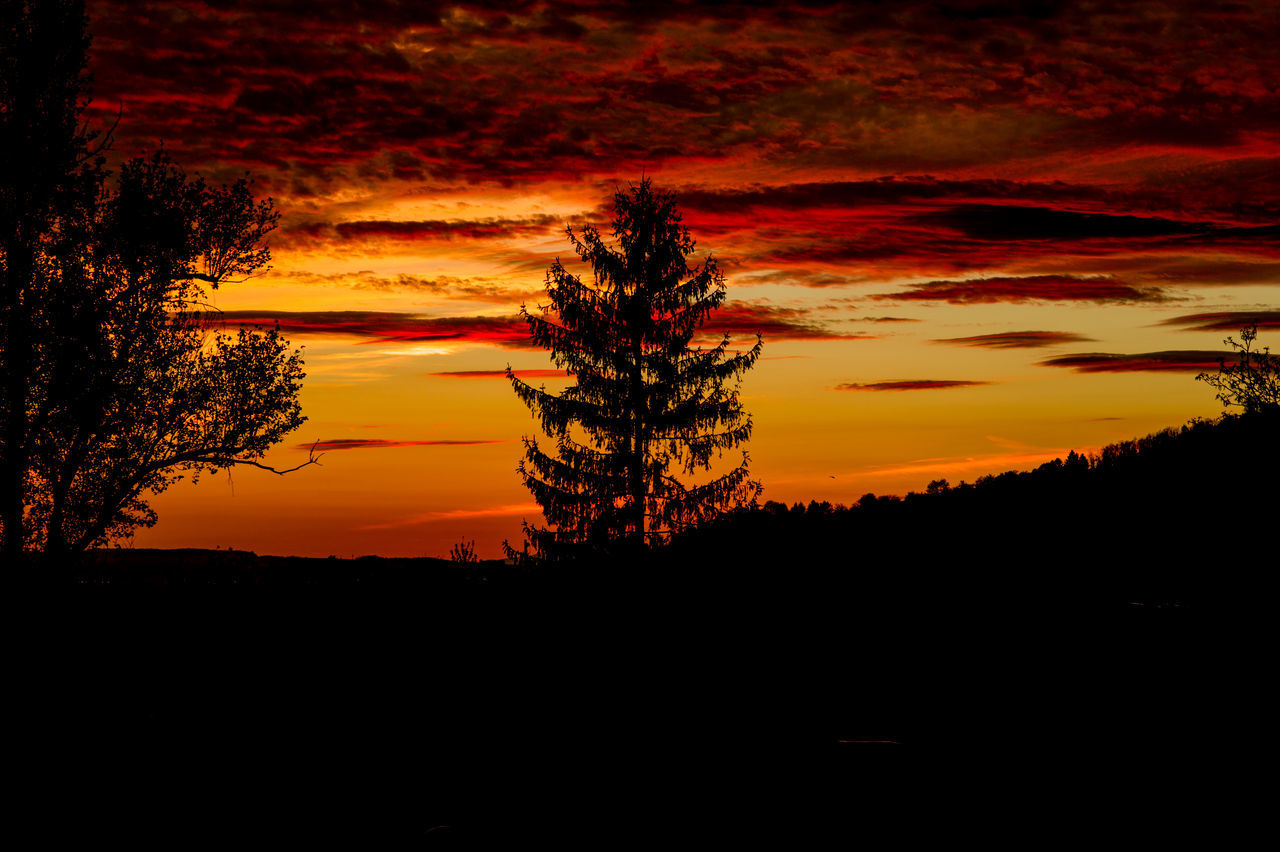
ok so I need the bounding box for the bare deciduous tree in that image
[1197,324,1279,416]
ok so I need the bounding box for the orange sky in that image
[84,0,1280,557]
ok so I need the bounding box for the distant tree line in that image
[656,408,1278,606]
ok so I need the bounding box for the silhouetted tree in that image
[1197,324,1279,415]
[1,2,310,553]
[450,539,479,564]
[507,178,761,562]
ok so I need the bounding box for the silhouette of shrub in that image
[1197,324,1279,414]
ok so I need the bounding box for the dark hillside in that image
[664,410,1278,608]
[17,413,1273,841]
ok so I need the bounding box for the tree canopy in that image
[0,1,309,553]
[507,178,761,563]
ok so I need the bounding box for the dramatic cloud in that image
[264,270,528,302]
[285,215,562,248]
[93,0,1280,559]
[912,205,1218,242]
[300,439,508,451]
[82,1,1280,306]
[836,380,990,392]
[86,2,1280,198]
[874,275,1167,304]
[1038,351,1240,373]
[211,304,856,347]
[936,331,1092,349]
[1159,311,1280,332]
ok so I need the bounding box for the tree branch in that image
[201,440,324,475]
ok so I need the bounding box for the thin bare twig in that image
[203,440,324,475]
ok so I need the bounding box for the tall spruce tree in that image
[507,178,761,563]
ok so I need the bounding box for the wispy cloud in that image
[359,502,541,531]
[209,311,534,349]
[874,275,1166,305]
[1158,311,1280,332]
[284,214,563,248]
[298,439,509,451]
[836,380,990,392]
[1038,350,1239,373]
[935,331,1092,349]
[860,448,1098,481]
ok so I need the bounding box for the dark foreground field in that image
[11,413,1274,842]
[19,562,1236,843]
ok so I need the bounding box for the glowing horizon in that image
[82,0,1279,558]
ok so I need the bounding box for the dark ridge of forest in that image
[660,409,1279,607]
[21,410,1275,607]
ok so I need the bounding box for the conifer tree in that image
[507,178,761,563]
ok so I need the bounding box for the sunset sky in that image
[84,0,1280,558]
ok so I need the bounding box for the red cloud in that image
[936,331,1093,349]
[835,380,990,392]
[285,215,562,248]
[86,0,1280,200]
[699,303,871,342]
[299,439,508,451]
[1038,351,1242,373]
[875,275,1166,304]
[209,305,856,348]
[208,311,534,348]
[1159,311,1280,332]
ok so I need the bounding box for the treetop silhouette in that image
[507,177,761,563]
[1196,324,1279,415]
[1,1,310,553]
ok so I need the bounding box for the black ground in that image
[11,412,1273,842]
